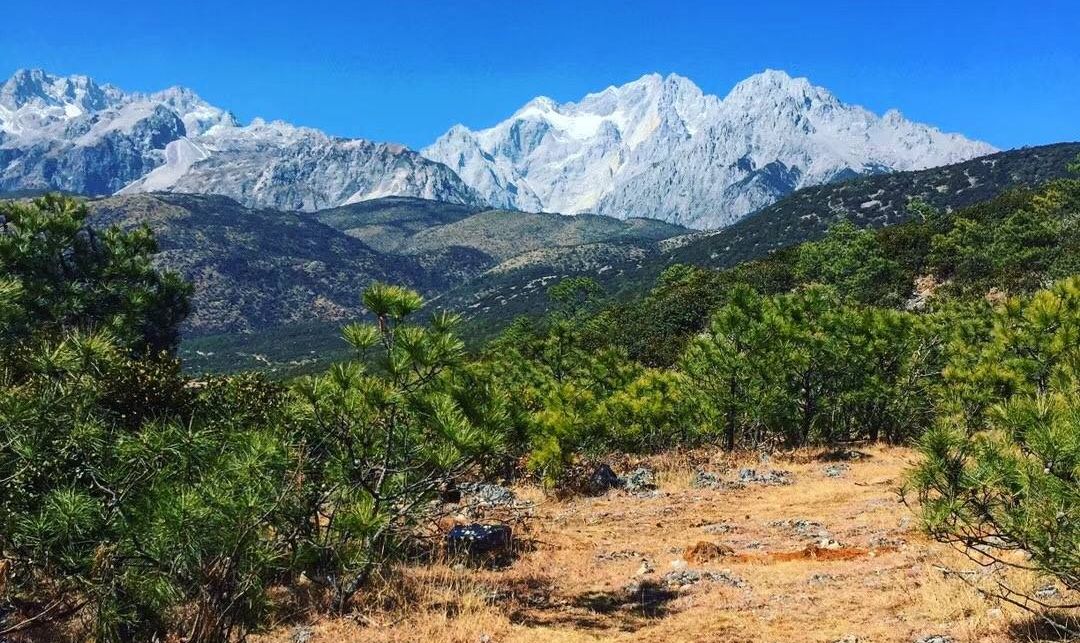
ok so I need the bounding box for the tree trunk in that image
[725,377,737,451]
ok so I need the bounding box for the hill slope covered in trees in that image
[435,143,1080,345]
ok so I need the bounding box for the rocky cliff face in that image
[423,70,997,229]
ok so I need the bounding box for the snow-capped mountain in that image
[0,69,482,209]
[119,119,483,211]
[423,70,997,229]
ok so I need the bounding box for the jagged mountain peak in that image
[1,68,121,111]
[0,69,483,209]
[423,70,996,229]
[723,69,835,107]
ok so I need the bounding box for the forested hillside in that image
[669,141,1080,270]
[433,143,1080,347]
[83,195,686,372]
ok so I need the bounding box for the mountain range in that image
[423,71,996,228]
[2,68,995,229]
[0,69,482,210]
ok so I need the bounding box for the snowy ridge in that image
[120,118,483,211]
[0,69,482,208]
[423,70,996,229]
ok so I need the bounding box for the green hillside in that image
[441,143,1080,345]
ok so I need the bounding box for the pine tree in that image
[911,277,1080,632]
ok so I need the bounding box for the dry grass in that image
[255,447,1070,643]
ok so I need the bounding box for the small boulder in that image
[622,467,656,493]
[691,470,726,489]
[823,464,849,478]
[663,568,704,587]
[769,518,828,539]
[587,463,622,495]
[914,637,953,643]
[701,522,733,535]
[738,468,793,485]
[447,523,512,558]
[663,568,746,589]
[458,482,517,507]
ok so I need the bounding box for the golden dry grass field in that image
[256,447,1071,643]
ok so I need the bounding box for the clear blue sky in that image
[1,1,1076,150]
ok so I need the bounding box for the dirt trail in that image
[258,447,1051,643]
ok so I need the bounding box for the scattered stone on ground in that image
[290,626,313,643]
[621,467,657,493]
[458,482,518,507]
[595,549,642,561]
[691,469,726,489]
[768,518,829,540]
[823,463,850,478]
[683,540,735,564]
[663,568,747,589]
[869,534,907,548]
[587,463,622,495]
[446,523,513,558]
[1034,584,1059,599]
[914,636,953,643]
[808,572,835,586]
[701,521,733,534]
[831,636,861,643]
[737,467,794,486]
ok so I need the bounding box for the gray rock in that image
[622,467,656,493]
[691,470,726,489]
[458,482,517,507]
[769,518,828,539]
[663,568,746,589]
[587,463,622,495]
[701,522,733,534]
[738,467,793,485]
[446,523,512,558]
[823,464,850,478]
[914,636,953,643]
